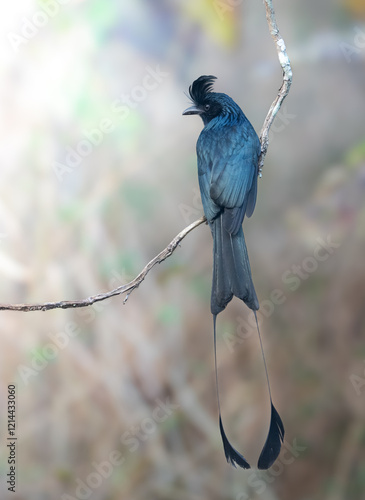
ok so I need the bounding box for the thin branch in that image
[258,0,293,174]
[0,217,206,312]
[0,0,292,313]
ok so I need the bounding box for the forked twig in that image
[258,0,293,174]
[0,0,292,312]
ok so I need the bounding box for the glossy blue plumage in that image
[192,85,261,314]
[184,75,284,470]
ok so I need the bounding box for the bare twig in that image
[0,0,292,313]
[258,0,293,174]
[0,217,206,312]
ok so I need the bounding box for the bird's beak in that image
[182,105,203,116]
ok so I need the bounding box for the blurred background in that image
[0,0,365,499]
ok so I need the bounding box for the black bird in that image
[183,75,284,470]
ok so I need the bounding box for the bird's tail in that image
[210,215,284,470]
[213,312,285,470]
[210,215,259,315]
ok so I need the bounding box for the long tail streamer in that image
[213,312,284,470]
[254,311,285,470]
[213,314,250,469]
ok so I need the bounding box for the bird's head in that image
[183,75,241,126]
[182,75,221,125]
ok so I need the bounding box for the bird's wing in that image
[209,127,259,212]
[197,138,221,222]
[206,125,259,233]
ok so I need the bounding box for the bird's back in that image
[197,112,261,225]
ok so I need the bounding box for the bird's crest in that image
[188,75,217,104]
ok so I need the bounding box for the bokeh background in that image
[0,1,365,499]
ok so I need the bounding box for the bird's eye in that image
[204,104,210,111]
